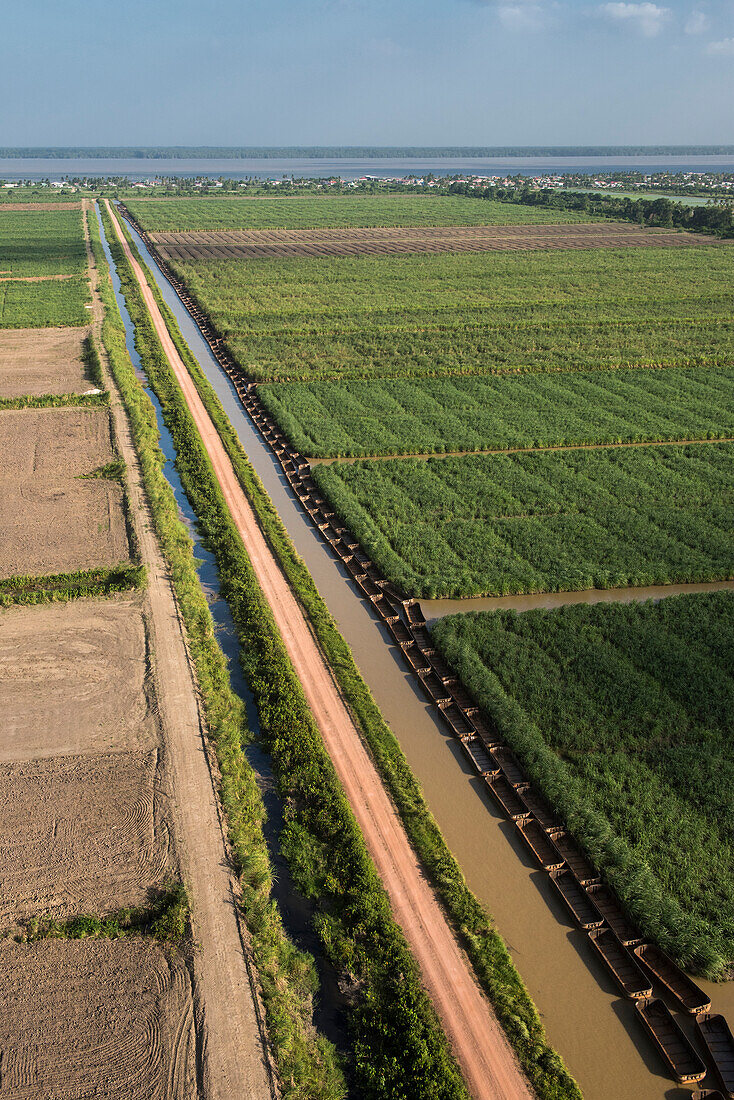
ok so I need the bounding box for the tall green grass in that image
[432,593,734,979]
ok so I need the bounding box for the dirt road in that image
[106,201,533,1100]
[88,202,276,1100]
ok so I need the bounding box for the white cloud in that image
[496,3,547,30]
[600,2,671,36]
[707,35,734,52]
[685,8,709,34]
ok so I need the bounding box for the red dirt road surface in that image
[108,202,533,1100]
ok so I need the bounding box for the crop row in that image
[126,194,590,232]
[0,208,87,277]
[431,592,734,977]
[259,365,734,457]
[311,442,734,597]
[163,245,734,381]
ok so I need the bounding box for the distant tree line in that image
[448,182,734,236]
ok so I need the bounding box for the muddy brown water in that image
[124,212,734,1100]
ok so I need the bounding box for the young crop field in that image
[126,193,593,231]
[431,592,734,977]
[0,276,90,328]
[165,244,734,381]
[259,365,734,457]
[0,207,87,276]
[311,442,734,597]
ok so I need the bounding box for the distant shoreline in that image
[3,145,734,160]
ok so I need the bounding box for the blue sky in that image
[1,0,733,145]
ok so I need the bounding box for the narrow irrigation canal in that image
[96,205,351,1056]
[118,208,734,1100]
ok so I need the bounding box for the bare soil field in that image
[0,406,114,481]
[0,595,158,762]
[0,748,171,924]
[0,480,130,577]
[0,939,196,1099]
[150,221,707,261]
[0,326,91,398]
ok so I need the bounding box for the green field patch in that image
[260,366,734,457]
[0,277,90,328]
[312,443,734,597]
[0,208,87,277]
[167,245,734,381]
[431,593,734,977]
[127,194,591,231]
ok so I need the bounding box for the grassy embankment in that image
[312,444,733,598]
[112,204,582,1100]
[89,206,347,1099]
[432,594,734,979]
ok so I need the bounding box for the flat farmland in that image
[312,442,734,597]
[0,207,87,277]
[261,364,734,457]
[149,221,699,262]
[166,245,734,381]
[0,406,114,480]
[432,592,734,977]
[0,940,196,1099]
[127,193,593,231]
[0,749,171,924]
[0,481,130,577]
[0,275,90,328]
[0,596,158,761]
[0,326,92,397]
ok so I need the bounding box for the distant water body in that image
[3,154,734,180]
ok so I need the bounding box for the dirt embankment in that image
[107,197,533,1100]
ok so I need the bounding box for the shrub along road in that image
[105,198,534,1100]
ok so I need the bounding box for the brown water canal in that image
[125,215,734,1100]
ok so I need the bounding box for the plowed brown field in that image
[0,749,171,925]
[0,595,158,761]
[0,480,129,577]
[0,406,114,481]
[0,940,197,1099]
[0,326,91,398]
[150,221,706,262]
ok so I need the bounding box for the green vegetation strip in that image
[126,194,589,232]
[0,391,108,410]
[0,563,145,607]
[90,207,345,1100]
[432,593,734,979]
[312,445,734,598]
[15,883,189,946]
[114,205,582,1100]
[259,367,734,458]
[161,245,733,382]
[0,207,87,276]
[0,275,91,328]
